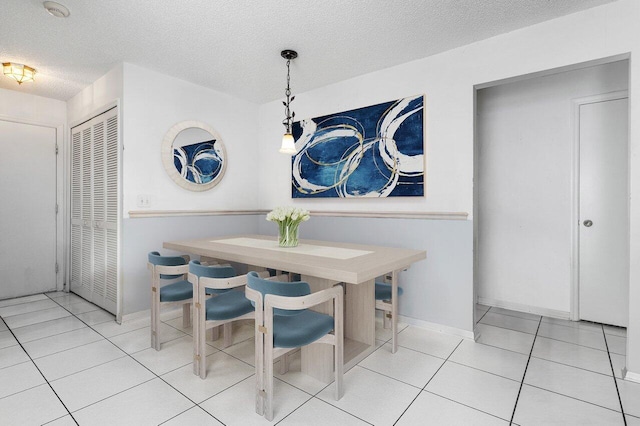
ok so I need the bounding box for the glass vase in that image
[279,222,299,247]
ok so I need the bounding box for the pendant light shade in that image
[3,63,36,85]
[279,133,296,154]
[280,50,298,155]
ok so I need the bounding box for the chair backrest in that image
[246,271,310,316]
[189,260,237,294]
[189,260,236,278]
[148,251,187,279]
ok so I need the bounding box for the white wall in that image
[476,61,629,315]
[67,64,123,125]
[256,0,640,375]
[119,63,261,315]
[122,63,260,215]
[0,88,66,125]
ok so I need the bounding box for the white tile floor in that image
[0,294,637,425]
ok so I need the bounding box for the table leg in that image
[301,276,337,383]
[345,279,375,347]
[391,270,399,353]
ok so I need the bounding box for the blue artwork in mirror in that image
[173,140,224,184]
[291,95,424,198]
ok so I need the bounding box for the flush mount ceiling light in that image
[43,1,70,18]
[2,63,37,85]
[279,49,298,155]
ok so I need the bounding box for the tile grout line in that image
[509,315,542,425]
[42,294,219,422]
[79,309,275,425]
[478,320,622,355]
[422,389,515,424]
[523,382,627,414]
[602,325,627,425]
[392,339,464,425]
[476,306,491,324]
[280,394,375,426]
[0,316,80,426]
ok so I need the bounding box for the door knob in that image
[583,220,593,227]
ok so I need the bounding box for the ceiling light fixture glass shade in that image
[279,49,298,155]
[3,63,37,84]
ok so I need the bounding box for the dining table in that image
[163,234,426,383]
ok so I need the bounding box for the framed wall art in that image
[291,95,424,198]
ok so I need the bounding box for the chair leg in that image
[383,309,391,329]
[183,303,191,328]
[391,270,399,354]
[152,298,161,351]
[335,339,344,400]
[265,340,274,421]
[199,319,207,379]
[255,325,264,416]
[223,322,233,348]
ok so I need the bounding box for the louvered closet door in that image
[70,107,118,314]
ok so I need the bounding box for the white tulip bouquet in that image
[266,206,310,247]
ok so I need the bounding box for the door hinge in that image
[55,204,59,214]
[55,144,59,155]
[55,263,59,273]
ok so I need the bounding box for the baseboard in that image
[120,309,150,323]
[477,297,570,320]
[623,369,640,384]
[473,324,482,342]
[399,315,475,340]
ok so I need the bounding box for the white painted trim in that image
[120,308,151,324]
[399,314,475,340]
[477,297,570,320]
[570,90,629,322]
[56,124,65,291]
[128,209,469,220]
[623,369,640,384]
[473,324,481,342]
[475,54,630,91]
[129,209,267,218]
[69,100,119,130]
[115,102,124,323]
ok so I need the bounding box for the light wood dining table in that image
[164,234,426,383]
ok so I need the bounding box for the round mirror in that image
[161,121,227,191]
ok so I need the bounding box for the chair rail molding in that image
[128,209,469,220]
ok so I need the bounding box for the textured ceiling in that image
[0,0,617,103]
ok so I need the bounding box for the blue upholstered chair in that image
[147,251,192,351]
[245,271,344,421]
[375,271,403,353]
[188,260,269,379]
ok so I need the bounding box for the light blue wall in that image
[260,215,474,332]
[121,215,259,315]
[122,214,473,333]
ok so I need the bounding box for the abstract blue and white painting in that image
[173,139,224,184]
[291,95,424,198]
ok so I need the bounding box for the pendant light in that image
[279,50,298,154]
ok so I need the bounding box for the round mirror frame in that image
[161,120,227,192]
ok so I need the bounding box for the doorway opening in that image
[473,58,630,327]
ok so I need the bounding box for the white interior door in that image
[579,97,629,327]
[0,120,57,299]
